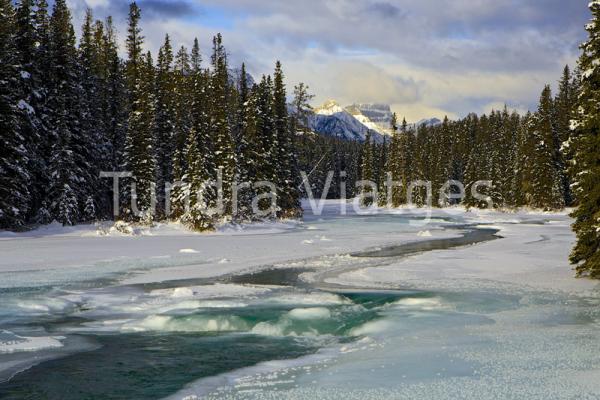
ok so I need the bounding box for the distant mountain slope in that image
[306,100,441,143]
[309,100,385,143]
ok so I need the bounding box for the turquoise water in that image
[0,287,414,399]
[0,333,315,399]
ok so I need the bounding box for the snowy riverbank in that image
[1,201,599,399]
[0,201,594,293]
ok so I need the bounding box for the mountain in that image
[414,117,442,127]
[228,67,255,88]
[305,100,442,143]
[348,103,394,134]
[309,100,385,143]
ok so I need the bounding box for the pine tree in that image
[102,16,127,171]
[46,0,90,221]
[253,75,278,216]
[124,3,156,221]
[84,195,96,222]
[171,38,214,224]
[180,126,214,231]
[360,130,374,206]
[154,34,176,212]
[385,114,404,207]
[0,0,32,227]
[273,61,301,218]
[291,82,314,138]
[79,8,110,217]
[376,136,388,206]
[209,34,234,217]
[16,1,41,197]
[569,1,600,277]
[255,75,276,182]
[401,119,416,203]
[464,115,489,208]
[555,65,578,206]
[528,86,564,209]
[57,183,77,226]
[232,63,256,222]
[28,0,52,218]
[173,45,192,168]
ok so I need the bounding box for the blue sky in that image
[69,0,591,121]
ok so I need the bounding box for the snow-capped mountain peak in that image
[308,100,441,143]
[315,99,345,116]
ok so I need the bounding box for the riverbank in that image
[1,202,599,399]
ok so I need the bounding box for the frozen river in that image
[0,202,599,399]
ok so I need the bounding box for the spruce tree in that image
[124,3,156,221]
[102,16,127,171]
[360,130,374,206]
[273,61,301,217]
[209,34,235,217]
[0,0,32,227]
[180,127,214,231]
[173,45,192,167]
[555,65,577,206]
[29,0,52,219]
[46,0,89,223]
[79,8,110,217]
[154,34,176,211]
[528,86,564,210]
[385,113,401,206]
[401,119,416,203]
[83,195,96,222]
[253,75,278,216]
[569,0,600,277]
[232,63,256,222]
[172,38,214,224]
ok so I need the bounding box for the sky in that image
[66,0,591,122]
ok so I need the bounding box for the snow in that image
[17,100,34,115]
[0,331,64,354]
[0,202,591,293]
[310,100,386,142]
[314,100,345,116]
[287,307,331,320]
[179,248,200,254]
[1,201,599,399]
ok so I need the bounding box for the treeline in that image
[0,0,302,230]
[360,66,579,210]
[297,133,363,199]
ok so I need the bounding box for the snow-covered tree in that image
[555,65,579,206]
[569,0,600,277]
[273,61,301,218]
[124,3,156,221]
[360,130,374,206]
[209,34,235,217]
[232,63,256,222]
[0,0,32,228]
[83,195,96,222]
[57,183,77,225]
[154,34,176,212]
[527,86,564,210]
[45,0,90,221]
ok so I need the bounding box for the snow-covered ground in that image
[1,201,599,399]
[0,201,590,292]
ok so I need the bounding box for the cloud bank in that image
[69,0,590,121]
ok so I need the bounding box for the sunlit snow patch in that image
[0,331,64,354]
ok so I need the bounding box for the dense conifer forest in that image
[1,0,599,277]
